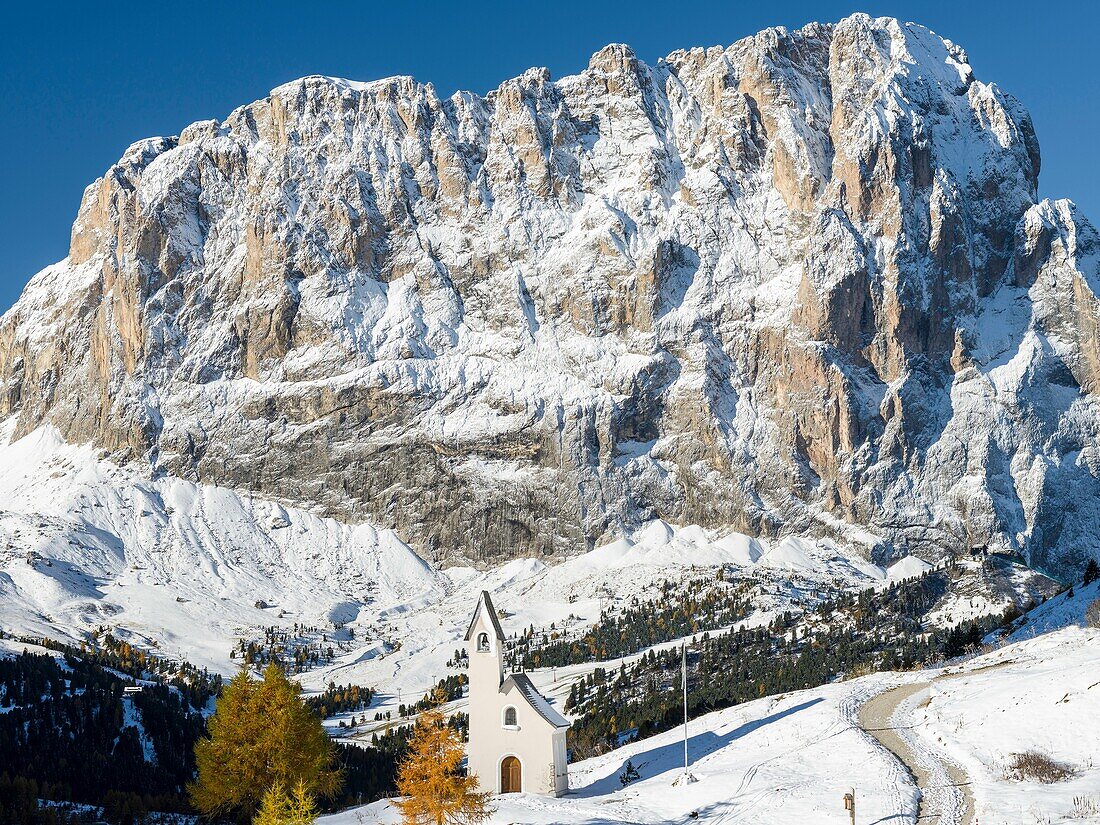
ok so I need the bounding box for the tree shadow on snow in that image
[570,697,824,799]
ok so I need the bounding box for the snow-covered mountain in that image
[2,14,1099,575]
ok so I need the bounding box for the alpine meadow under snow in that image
[1,11,1099,825]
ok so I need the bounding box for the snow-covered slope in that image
[326,678,916,825]
[0,421,895,687]
[997,577,1100,642]
[886,554,934,581]
[923,626,1100,823]
[5,415,1094,821]
[0,421,445,671]
[1,14,1098,575]
[320,625,1100,824]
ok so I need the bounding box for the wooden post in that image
[843,789,855,825]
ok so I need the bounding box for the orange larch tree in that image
[394,691,492,825]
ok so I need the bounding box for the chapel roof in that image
[464,589,506,643]
[504,673,571,729]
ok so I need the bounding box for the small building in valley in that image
[464,590,570,796]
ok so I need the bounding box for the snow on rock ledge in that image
[0,14,1098,575]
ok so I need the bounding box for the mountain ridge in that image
[2,13,1099,574]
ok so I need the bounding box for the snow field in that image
[323,676,917,825]
[325,626,1100,824]
[922,626,1100,824]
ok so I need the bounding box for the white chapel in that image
[464,590,570,796]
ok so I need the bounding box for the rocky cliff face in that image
[2,14,1099,574]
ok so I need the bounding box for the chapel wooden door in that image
[500,756,521,793]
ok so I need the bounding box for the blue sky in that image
[1,0,1095,314]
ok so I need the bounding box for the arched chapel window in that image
[503,706,517,727]
[477,632,490,652]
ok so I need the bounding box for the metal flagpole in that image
[674,641,697,785]
[683,642,688,772]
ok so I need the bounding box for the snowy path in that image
[858,682,974,825]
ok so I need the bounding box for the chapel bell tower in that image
[465,590,505,696]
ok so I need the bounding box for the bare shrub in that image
[1005,750,1076,783]
[1086,597,1100,629]
[1068,795,1100,818]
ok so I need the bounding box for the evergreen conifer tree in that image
[618,759,640,786]
[1084,558,1099,587]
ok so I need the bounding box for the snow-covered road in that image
[859,681,973,825]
